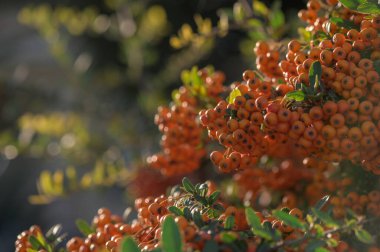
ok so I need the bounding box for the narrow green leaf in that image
[29,236,44,250]
[330,17,358,29]
[326,238,338,247]
[208,191,221,205]
[285,90,305,101]
[121,237,141,252]
[168,206,183,216]
[246,208,273,240]
[338,0,361,10]
[220,232,237,243]
[269,1,285,30]
[75,219,94,236]
[181,70,191,85]
[311,208,339,228]
[199,183,208,197]
[253,228,273,240]
[227,88,242,104]
[253,0,269,16]
[26,249,38,252]
[314,195,330,210]
[309,61,322,90]
[202,240,219,252]
[182,177,195,193]
[192,210,205,228]
[315,248,330,252]
[305,239,326,252]
[162,216,183,252]
[183,207,192,220]
[354,228,374,244]
[273,210,306,230]
[245,207,261,230]
[357,2,380,14]
[224,216,235,230]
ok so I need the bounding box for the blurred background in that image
[0,0,304,250]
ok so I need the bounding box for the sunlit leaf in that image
[253,0,269,16]
[208,191,221,205]
[357,2,380,14]
[285,90,305,101]
[168,206,183,216]
[313,195,330,210]
[227,88,242,104]
[354,228,374,244]
[224,216,235,230]
[273,210,306,230]
[75,219,94,236]
[182,177,195,193]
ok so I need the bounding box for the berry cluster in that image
[147,69,225,176]
[331,190,380,218]
[280,6,380,173]
[17,179,373,252]
[15,225,44,252]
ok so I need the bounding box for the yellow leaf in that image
[28,195,53,205]
[39,170,54,195]
[93,161,104,185]
[66,165,77,190]
[53,170,64,195]
[253,0,269,16]
[80,173,92,188]
[180,24,193,42]
[170,36,183,49]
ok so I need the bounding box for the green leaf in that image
[330,17,358,29]
[182,177,195,193]
[354,228,374,244]
[315,248,330,252]
[202,240,219,252]
[311,208,339,228]
[269,1,285,29]
[305,239,326,252]
[46,224,62,240]
[199,183,208,197]
[285,90,305,102]
[233,2,245,22]
[338,0,361,10]
[357,2,380,14]
[245,208,273,240]
[245,207,261,230]
[273,210,306,230]
[313,195,330,210]
[253,0,269,16]
[75,219,94,236]
[224,216,235,230]
[326,238,338,247]
[220,232,237,243]
[26,249,38,252]
[121,237,141,252]
[29,236,44,250]
[168,206,183,216]
[208,191,221,205]
[192,210,205,228]
[227,88,242,104]
[183,207,192,220]
[309,61,322,91]
[181,70,191,85]
[162,216,183,252]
